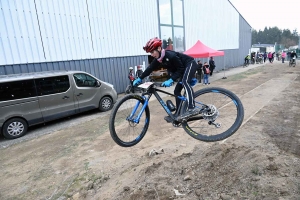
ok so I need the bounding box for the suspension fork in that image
[127,95,150,123]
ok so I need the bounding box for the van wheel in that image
[99,96,113,112]
[2,118,28,139]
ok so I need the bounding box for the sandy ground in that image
[0,61,300,200]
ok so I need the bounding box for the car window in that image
[36,75,70,96]
[73,73,99,87]
[0,79,37,101]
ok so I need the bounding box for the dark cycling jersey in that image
[139,50,194,81]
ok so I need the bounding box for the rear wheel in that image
[180,87,244,142]
[2,118,28,139]
[109,94,150,147]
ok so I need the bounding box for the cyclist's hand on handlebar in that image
[133,78,142,86]
[161,78,174,87]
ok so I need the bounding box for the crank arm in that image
[208,121,221,128]
[186,116,204,122]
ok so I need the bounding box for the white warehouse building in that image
[0,0,251,93]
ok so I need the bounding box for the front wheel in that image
[181,87,244,142]
[2,118,28,139]
[109,94,150,147]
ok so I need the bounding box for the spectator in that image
[135,65,143,79]
[203,62,210,85]
[281,52,286,63]
[272,52,275,62]
[209,57,216,76]
[128,67,135,93]
[196,60,203,83]
[268,52,273,63]
[263,52,267,63]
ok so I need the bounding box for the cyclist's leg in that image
[177,61,199,120]
[174,81,183,113]
[130,81,135,93]
[182,62,197,109]
[165,81,183,122]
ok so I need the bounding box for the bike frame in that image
[128,85,205,123]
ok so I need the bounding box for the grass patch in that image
[251,166,262,176]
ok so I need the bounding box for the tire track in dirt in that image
[220,73,298,143]
[239,73,298,126]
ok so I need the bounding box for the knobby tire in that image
[181,87,244,142]
[109,94,150,147]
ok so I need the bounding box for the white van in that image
[0,70,117,139]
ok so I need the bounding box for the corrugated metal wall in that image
[0,0,251,94]
[238,15,252,65]
[194,14,252,71]
[185,0,251,70]
[184,0,239,51]
[0,0,158,65]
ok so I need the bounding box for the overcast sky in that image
[229,0,300,33]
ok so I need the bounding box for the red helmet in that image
[143,37,162,53]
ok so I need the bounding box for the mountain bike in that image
[289,57,296,67]
[109,81,244,147]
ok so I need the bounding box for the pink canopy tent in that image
[184,40,224,58]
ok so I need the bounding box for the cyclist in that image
[290,51,298,65]
[244,54,250,66]
[133,37,199,122]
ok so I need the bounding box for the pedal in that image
[164,116,173,123]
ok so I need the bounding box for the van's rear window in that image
[36,75,70,96]
[0,80,37,101]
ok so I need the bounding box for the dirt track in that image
[0,61,300,200]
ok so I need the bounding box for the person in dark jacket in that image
[263,52,267,63]
[209,57,215,76]
[133,37,199,122]
[196,60,202,83]
[135,65,143,79]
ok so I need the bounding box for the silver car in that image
[0,70,117,139]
